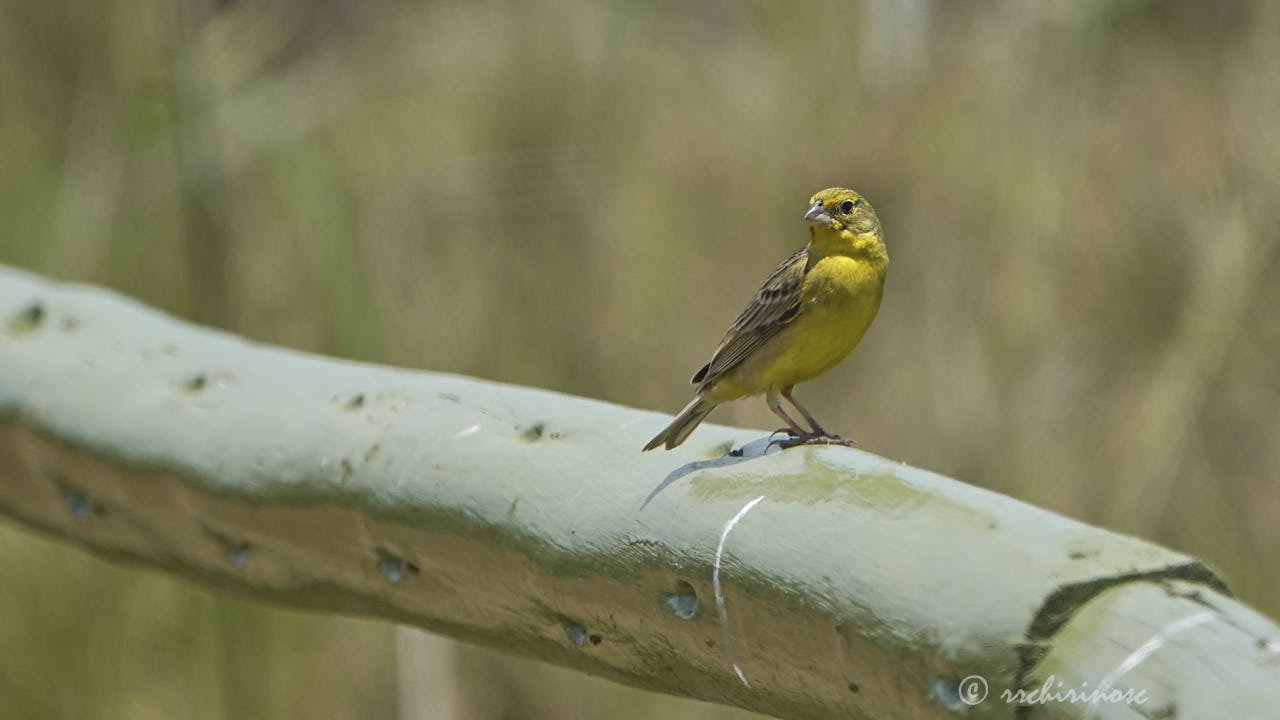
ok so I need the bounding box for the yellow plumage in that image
[644,188,887,451]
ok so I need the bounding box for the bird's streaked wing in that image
[692,248,809,388]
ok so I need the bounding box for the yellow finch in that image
[644,188,887,451]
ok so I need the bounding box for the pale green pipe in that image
[1,264,1275,719]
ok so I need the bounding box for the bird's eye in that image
[840,200,855,213]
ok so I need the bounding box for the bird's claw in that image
[774,433,858,449]
[766,427,808,450]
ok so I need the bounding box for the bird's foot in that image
[775,432,858,449]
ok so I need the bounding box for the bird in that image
[643,187,887,451]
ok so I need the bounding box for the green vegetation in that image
[2,1,1278,718]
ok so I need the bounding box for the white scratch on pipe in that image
[394,448,432,489]
[713,494,766,688]
[1086,611,1216,718]
[452,423,481,439]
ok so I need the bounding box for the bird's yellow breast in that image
[712,254,885,400]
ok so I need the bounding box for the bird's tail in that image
[643,397,716,451]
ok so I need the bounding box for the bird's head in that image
[804,187,885,263]
[804,188,879,235]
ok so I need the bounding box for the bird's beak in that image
[804,201,832,225]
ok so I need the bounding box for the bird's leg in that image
[778,386,857,448]
[765,388,806,437]
[781,386,827,435]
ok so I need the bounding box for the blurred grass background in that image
[2,0,1279,718]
